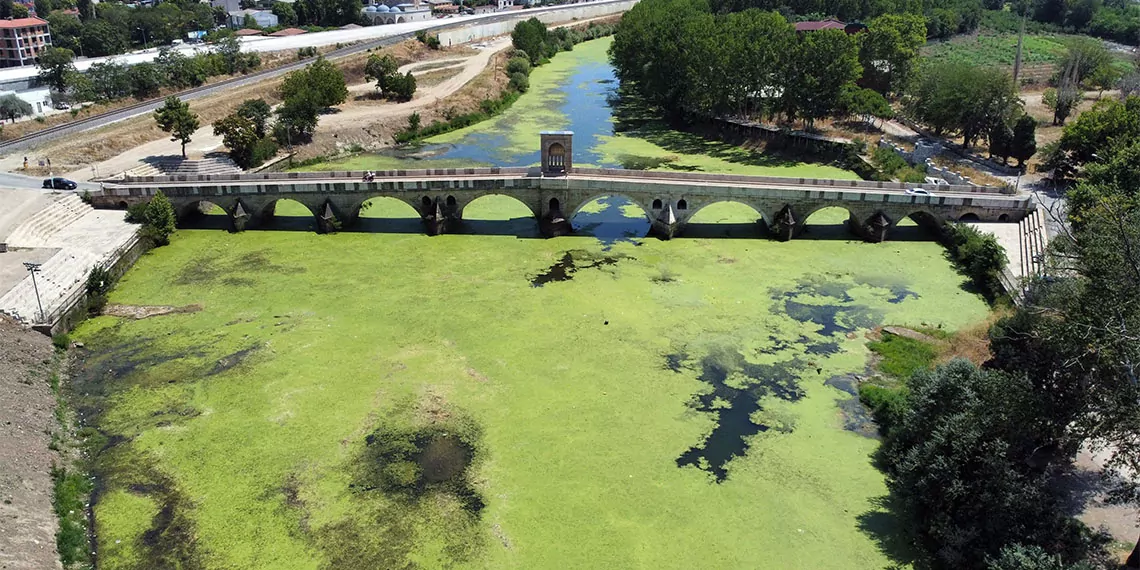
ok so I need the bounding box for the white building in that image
[228,9,280,29]
[361,0,432,24]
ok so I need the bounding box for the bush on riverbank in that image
[944,223,1008,301]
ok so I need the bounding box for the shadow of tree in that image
[608,88,845,172]
[857,495,929,570]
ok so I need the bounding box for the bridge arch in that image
[354,196,425,233]
[458,193,540,221]
[687,200,769,226]
[356,196,425,218]
[569,193,654,223]
[262,198,317,219]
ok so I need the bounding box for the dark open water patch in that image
[824,375,879,439]
[670,346,806,482]
[530,249,631,287]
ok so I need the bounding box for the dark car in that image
[42,177,77,190]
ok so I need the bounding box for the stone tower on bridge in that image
[540,131,573,175]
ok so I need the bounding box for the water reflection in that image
[570,196,649,247]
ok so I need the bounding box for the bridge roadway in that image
[91,167,1034,241]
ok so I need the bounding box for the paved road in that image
[0,0,631,155]
[0,172,100,192]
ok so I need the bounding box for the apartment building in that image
[0,17,52,69]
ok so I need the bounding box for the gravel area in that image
[0,316,60,570]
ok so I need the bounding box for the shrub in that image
[52,333,70,350]
[142,191,176,246]
[867,333,938,379]
[51,465,92,567]
[871,146,908,177]
[508,71,529,93]
[945,222,1008,301]
[858,384,908,436]
[249,137,279,168]
[125,202,148,223]
[506,56,531,76]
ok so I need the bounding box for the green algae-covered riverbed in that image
[296,37,858,179]
[70,200,989,569]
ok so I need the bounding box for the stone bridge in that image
[93,169,1030,242]
[90,133,1033,242]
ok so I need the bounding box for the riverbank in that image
[296,37,859,179]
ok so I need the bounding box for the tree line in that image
[859,95,1140,570]
[610,1,918,127]
[44,0,219,58]
[35,36,260,112]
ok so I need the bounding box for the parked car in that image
[905,187,931,196]
[42,177,77,190]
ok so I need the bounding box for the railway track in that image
[0,4,618,154]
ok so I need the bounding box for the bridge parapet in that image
[91,172,1033,242]
[110,166,1012,196]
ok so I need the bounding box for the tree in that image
[142,191,176,246]
[10,2,27,18]
[987,544,1095,570]
[272,1,296,25]
[511,18,549,66]
[36,47,75,95]
[1060,37,1113,85]
[906,62,1021,147]
[216,35,257,75]
[274,94,320,145]
[1010,113,1038,167]
[77,0,92,20]
[385,71,416,101]
[363,53,399,95]
[153,96,200,159]
[858,13,926,95]
[280,56,346,109]
[1087,63,1120,98]
[842,86,894,125]
[236,98,271,139]
[46,13,82,53]
[80,20,129,57]
[780,29,861,127]
[33,0,51,18]
[989,120,1013,164]
[1047,55,1084,127]
[0,94,32,122]
[1058,96,1140,166]
[879,360,1103,570]
[213,113,260,168]
[1043,87,1081,126]
[128,63,164,99]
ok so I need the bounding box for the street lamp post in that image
[137,27,149,50]
[22,262,44,323]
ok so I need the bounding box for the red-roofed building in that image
[0,17,51,68]
[268,27,307,36]
[793,19,866,34]
[234,28,265,36]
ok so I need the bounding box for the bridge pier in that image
[773,205,797,241]
[651,203,682,239]
[539,197,572,237]
[860,212,892,243]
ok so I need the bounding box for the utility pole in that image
[22,262,44,323]
[1013,10,1026,84]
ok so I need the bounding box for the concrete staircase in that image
[125,155,242,178]
[0,194,139,325]
[1018,208,1049,280]
[5,194,91,247]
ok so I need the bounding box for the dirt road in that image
[0,317,59,570]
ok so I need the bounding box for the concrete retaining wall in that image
[437,0,636,46]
